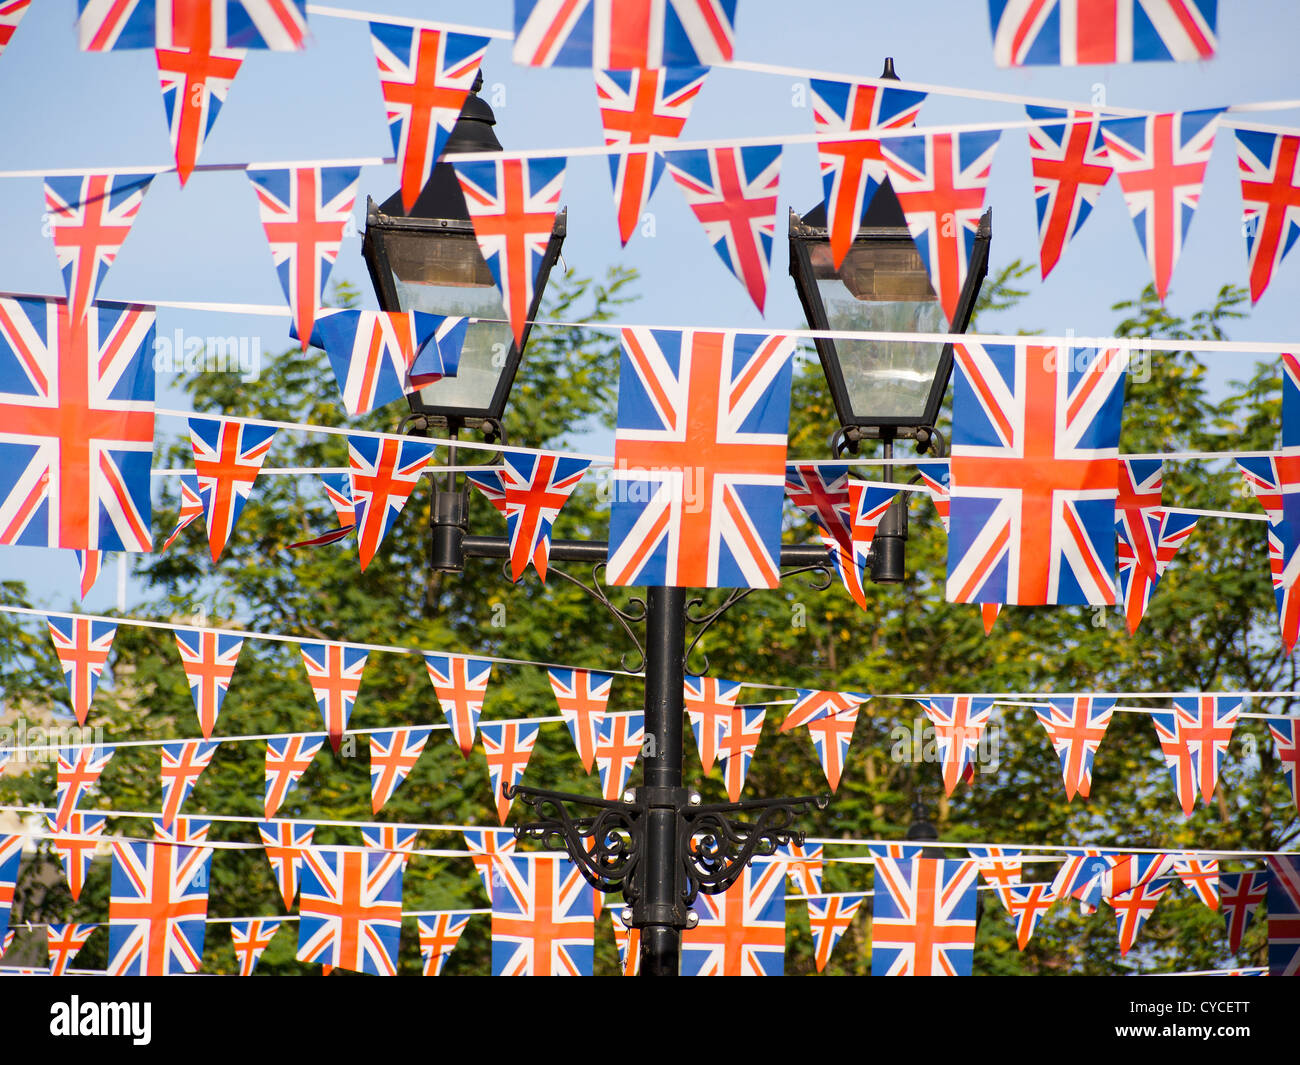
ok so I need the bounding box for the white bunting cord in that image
[991,699,1288,723]
[304,2,514,38]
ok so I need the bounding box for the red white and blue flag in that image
[188,415,276,562]
[872,857,980,976]
[805,703,860,793]
[246,166,359,349]
[362,824,420,866]
[154,816,210,844]
[107,839,212,975]
[44,174,153,325]
[47,616,117,726]
[987,0,1217,65]
[547,667,612,772]
[1109,876,1175,954]
[682,858,786,976]
[349,434,436,572]
[920,696,995,795]
[608,328,795,588]
[454,157,566,347]
[810,79,926,268]
[159,739,219,829]
[1033,695,1115,800]
[597,65,706,246]
[610,909,641,975]
[947,340,1128,605]
[1270,717,1300,814]
[1236,129,1300,304]
[417,912,472,976]
[299,641,368,753]
[0,296,156,551]
[819,525,868,611]
[1238,443,1300,654]
[880,130,999,323]
[717,705,765,802]
[230,918,280,975]
[0,836,18,948]
[258,820,315,909]
[1267,856,1300,976]
[74,549,104,600]
[161,474,202,551]
[596,712,645,802]
[54,745,114,830]
[1051,848,1116,912]
[264,734,325,818]
[1101,109,1221,302]
[48,812,106,901]
[78,1,309,50]
[1151,695,1244,816]
[1174,855,1219,909]
[781,688,868,733]
[0,0,31,60]
[480,721,541,824]
[847,481,900,585]
[297,847,405,976]
[663,145,781,312]
[407,313,469,390]
[806,893,865,973]
[785,462,852,547]
[173,628,243,739]
[492,854,594,976]
[46,922,96,976]
[916,463,1003,633]
[424,653,493,758]
[466,453,592,582]
[512,0,737,68]
[369,23,489,214]
[1116,458,1197,632]
[1219,871,1267,952]
[368,726,432,814]
[1025,107,1113,278]
[996,882,1057,949]
[967,846,1024,891]
[684,674,741,772]
[463,827,516,900]
[776,841,824,897]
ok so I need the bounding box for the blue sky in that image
[0,0,1297,612]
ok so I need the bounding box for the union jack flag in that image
[288,472,355,549]
[1151,695,1243,815]
[173,628,243,739]
[54,745,114,830]
[230,918,280,975]
[1270,718,1300,814]
[463,827,516,900]
[609,908,641,975]
[224,1,310,50]
[47,812,105,901]
[423,653,493,758]
[782,688,868,733]
[159,739,219,829]
[44,174,153,325]
[596,712,645,801]
[684,674,741,772]
[947,340,1128,605]
[811,79,926,268]
[920,696,995,795]
[847,482,900,581]
[987,0,1217,65]
[408,314,468,390]
[1116,458,1198,632]
[369,23,488,214]
[512,0,737,68]
[819,524,868,611]
[454,157,566,347]
[880,130,999,324]
[466,453,592,582]
[188,416,276,562]
[663,145,782,312]
[1084,852,1176,908]
[1033,695,1115,800]
[299,641,368,753]
[362,825,419,865]
[1025,107,1113,278]
[1173,855,1219,909]
[107,840,212,975]
[0,0,31,60]
[682,858,786,976]
[871,857,979,976]
[1267,856,1300,976]
[46,922,96,976]
[492,854,594,976]
[717,705,765,802]
[1219,871,1267,952]
[597,66,706,246]
[297,847,405,976]
[806,893,865,973]
[1238,453,1300,653]
[805,703,859,793]
[1051,848,1116,912]
[0,835,22,946]
[968,846,1024,890]
[78,1,309,50]
[154,816,210,844]
[1109,876,1175,954]
[417,912,472,976]
[263,734,324,818]
[785,462,852,546]
[161,473,202,551]
[995,882,1057,949]
[868,843,926,862]
[1236,129,1300,304]
[258,820,315,910]
[1101,108,1221,302]
[348,434,436,572]
[74,549,104,600]
[246,166,359,349]
[775,841,824,896]
[47,616,117,727]
[608,328,795,588]
[480,721,541,824]
[0,296,155,551]
[915,461,951,531]
[367,726,431,814]
[547,667,612,773]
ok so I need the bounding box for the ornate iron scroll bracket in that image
[543,562,648,672]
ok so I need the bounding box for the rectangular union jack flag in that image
[466,453,592,582]
[608,328,795,588]
[1025,107,1113,279]
[47,615,117,727]
[920,696,995,795]
[173,627,243,738]
[368,726,432,814]
[0,0,31,59]
[1151,695,1244,816]
[947,340,1128,605]
[987,0,1217,66]
[47,812,106,902]
[1236,129,1300,304]
[424,653,493,757]
[1219,871,1268,952]
[369,23,489,214]
[547,667,612,773]
[230,918,281,976]
[417,912,472,976]
[188,415,276,562]
[159,739,219,829]
[492,854,595,976]
[810,79,926,269]
[785,462,853,546]
[807,892,866,973]
[1033,696,1115,800]
[78,1,309,49]
[299,641,368,753]
[681,858,786,976]
[107,840,212,975]
[349,434,436,572]
[1267,856,1300,976]
[298,847,405,976]
[872,857,979,976]
[1101,108,1221,302]
[480,721,541,824]
[54,745,115,831]
[0,296,155,551]
[596,711,645,801]
[513,0,737,68]
[264,734,325,818]
[1238,452,1300,653]
[258,820,315,909]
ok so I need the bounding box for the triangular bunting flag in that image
[968,846,1023,890]
[776,841,825,896]
[288,473,356,549]
[1238,448,1300,653]
[54,745,114,830]
[47,616,116,726]
[230,918,281,976]
[1109,877,1175,955]
[161,474,203,551]
[718,705,765,801]
[349,434,436,571]
[1032,696,1115,800]
[1236,128,1300,304]
[785,462,853,546]
[424,653,492,757]
[0,1,31,62]
[1151,695,1243,816]
[805,703,858,792]
[1024,107,1113,279]
[299,641,368,753]
[417,912,472,976]
[995,882,1057,950]
[1173,855,1219,909]
[546,667,612,773]
[361,825,420,867]
[258,820,316,910]
[807,892,865,973]
[847,481,900,578]
[820,526,867,611]
[188,416,277,562]
[595,712,644,802]
[46,922,95,976]
[174,628,244,739]
[154,816,211,844]
[684,674,740,773]
[368,726,432,814]
[47,812,105,901]
[480,721,541,824]
[782,689,868,733]
[463,828,516,900]
[919,696,994,795]
[263,734,325,818]
[610,908,641,975]
[159,739,219,829]
[0,836,18,949]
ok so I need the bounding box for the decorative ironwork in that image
[507,785,643,896]
[545,562,648,672]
